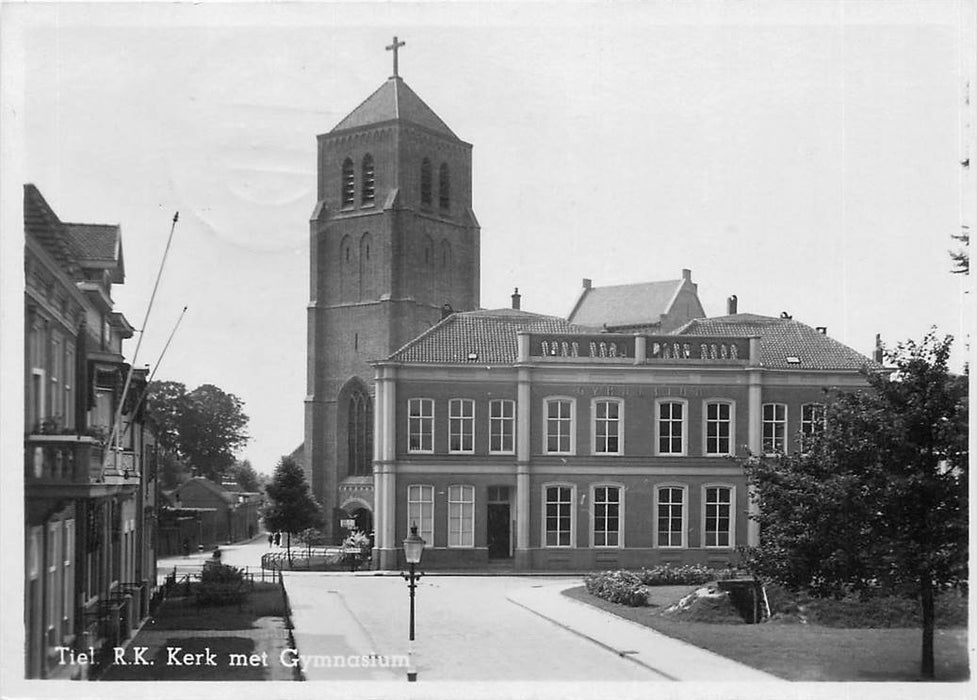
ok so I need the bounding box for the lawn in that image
[564,585,970,682]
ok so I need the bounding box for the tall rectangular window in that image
[447,485,474,548]
[448,399,475,454]
[703,486,733,547]
[800,403,825,452]
[762,403,787,454]
[50,334,62,421]
[593,400,622,454]
[705,402,733,455]
[544,398,574,454]
[63,520,74,636]
[489,399,515,454]
[64,346,75,429]
[657,401,685,455]
[544,485,573,547]
[407,399,434,453]
[592,486,621,547]
[406,485,434,545]
[47,521,61,642]
[656,486,685,547]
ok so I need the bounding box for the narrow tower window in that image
[438,162,450,210]
[420,158,432,206]
[348,388,373,476]
[341,158,355,207]
[361,154,375,205]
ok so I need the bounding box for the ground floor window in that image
[592,485,621,547]
[447,485,474,547]
[703,486,733,547]
[656,486,686,548]
[544,485,573,547]
[407,485,434,545]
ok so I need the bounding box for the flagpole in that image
[103,211,179,472]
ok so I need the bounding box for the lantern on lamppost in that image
[401,522,425,682]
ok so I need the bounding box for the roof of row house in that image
[386,308,588,364]
[329,77,459,139]
[24,184,125,282]
[674,314,880,371]
[385,308,878,372]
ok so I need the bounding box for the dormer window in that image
[420,158,432,206]
[438,162,450,210]
[361,154,375,205]
[341,158,355,207]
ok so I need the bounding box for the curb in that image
[506,585,679,680]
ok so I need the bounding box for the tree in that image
[145,381,250,483]
[228,459,261,492]
[262,455,324,563]
[742,333,968,680]
[949,225,969,275]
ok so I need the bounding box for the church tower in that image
[305,39,480,542]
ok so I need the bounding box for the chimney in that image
[582,278,592,290]
[682,268,692,282]
[726,295,738,315]
[440,303,454,320]
[874,333,884,364]
[815,326,827,335]
[511,287,521,310]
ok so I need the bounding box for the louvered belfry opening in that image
[361,154,375,205]
[341,158,355,207]
[438,162,450,209]
[420,157,432,206]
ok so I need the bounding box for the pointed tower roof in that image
[330,77,458,139]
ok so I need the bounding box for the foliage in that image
[195,563,248,606]
[636,564,737,586]
[228,459,262,492]
[262,455,324,561]
[584,570,649,607]
[145,381,250,483]
[949,226,969,275]
[340,530,372,570]
[742,332,968,678]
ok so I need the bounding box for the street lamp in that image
[401,522,425,682]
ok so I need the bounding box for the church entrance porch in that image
[487,486,511,559]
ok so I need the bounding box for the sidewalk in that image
[507,580,782,683]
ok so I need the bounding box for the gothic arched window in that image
[438,163,450,210]
[361,154,375,205]
[348,389,373,476]
[341,158,355,207]
[420,158,432,206]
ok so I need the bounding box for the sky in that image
[3,1,974,476]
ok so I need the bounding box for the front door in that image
[487,486,511,559]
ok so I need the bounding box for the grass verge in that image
[564,585,970,682]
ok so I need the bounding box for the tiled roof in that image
[674,314,879,371]
[178,476,236,504]
[330,77,458,138]
[63,223,120,263]
[386,309,588,364]
[24,184,72,265]
[568,280,684,328]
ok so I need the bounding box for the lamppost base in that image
[407,669,418,682]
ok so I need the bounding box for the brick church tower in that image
[304,44,480,542]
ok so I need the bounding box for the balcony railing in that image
[527,333,751,364]
[25,435,103,485]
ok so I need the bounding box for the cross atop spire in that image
[386,36,406,78]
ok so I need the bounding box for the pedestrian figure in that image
[274,532,281,546]
[268,533,274,547]
[182,538,190,558]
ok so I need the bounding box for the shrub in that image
[585,570,649,607]
[196,563,249,606]
[636,564,737,586]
